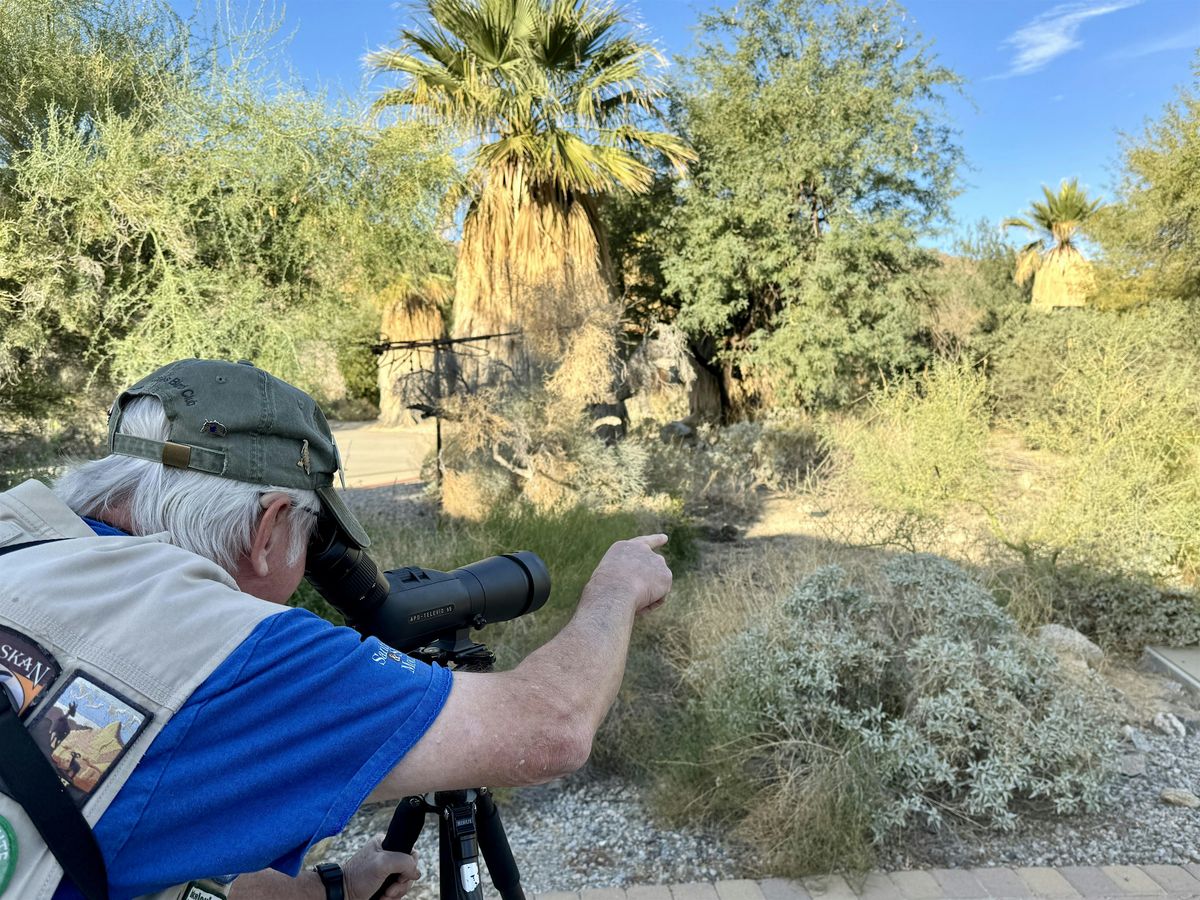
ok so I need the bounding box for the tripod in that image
[370,787,525,900]
[371,637,526,900]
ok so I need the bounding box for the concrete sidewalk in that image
[534,867,1200,900]
[330,420,436,489]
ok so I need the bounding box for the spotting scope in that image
[304,516,551,655]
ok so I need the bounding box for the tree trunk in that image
[451,166,617,393]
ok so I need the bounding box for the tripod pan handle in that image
[370,798,427,900]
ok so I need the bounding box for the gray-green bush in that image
[668,555,1118,872]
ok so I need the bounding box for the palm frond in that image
[369,0,691,197]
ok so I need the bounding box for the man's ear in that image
[249,493,292,577]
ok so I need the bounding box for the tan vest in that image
[0,480,286,900]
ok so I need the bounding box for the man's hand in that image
[585,534,673,616]
[227,838,420,900]
[345,836,421,900]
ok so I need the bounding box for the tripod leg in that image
[440,793,484,900]
[371,797,428,900]
[476,789,526,900]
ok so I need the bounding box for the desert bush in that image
[660,554,1118,873]
[436,388,654,514]
[924,223,1030,360]
[0,0,453,474]
[988,556,1200,652]
[639,416,822,523]
[822,363,993,552]
[999,305,1200,581]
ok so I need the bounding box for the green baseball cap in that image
[107,358,370,548]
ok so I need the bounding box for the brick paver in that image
[759,879,812,900]
[887,870,944,900]
[1015,867,1082,898]
[1101,865,1167,895]
[580,889,628,900]
[931,868,988,898]
[716,882,767,900]
[800,874,858,899]
[856,872,903,899]
[1142,865,1200,895]
[536,864,1200,900]
[1056,866,1124,897]
[671,884,721,900]
[627,887,673,900]
[970,867,1033,897]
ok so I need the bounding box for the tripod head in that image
[304,514,551,664]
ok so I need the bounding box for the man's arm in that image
[373,534,673,797]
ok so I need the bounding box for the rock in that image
[1120,753,1148,777]
[658,420,696,445]
[1154,711,1187,739]
[1161,788,1200,809]
[1124,725,1153,752]
[1036,624,1104,668]
[699,523,739,543]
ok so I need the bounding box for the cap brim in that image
[316,485,371,549]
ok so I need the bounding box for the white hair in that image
[54,397,320,574]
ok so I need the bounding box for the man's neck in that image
[93,506,135,534]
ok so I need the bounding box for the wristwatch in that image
[313,862,345,900]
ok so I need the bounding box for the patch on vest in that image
[0,815,16,896]
[0,625,61,718]
[26,671,151,806]
[180,880,229,900]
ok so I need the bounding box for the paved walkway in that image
[534,867,1200,900]
[330,420,435,489]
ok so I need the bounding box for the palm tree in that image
[1003,178,1105,310]
[369,0,692,394]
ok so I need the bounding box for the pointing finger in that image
[630,533,668,549]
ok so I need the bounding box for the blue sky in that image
[261,0,1198,238]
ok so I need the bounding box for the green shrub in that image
[666,555,1117,873]
[1000,304,1200,581]
[0,0,453,435]
[437,389,655,515]
[989,556,1200,652]
[640,416,823,524]
[823,363,993,550]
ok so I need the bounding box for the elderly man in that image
[0,358,671,900]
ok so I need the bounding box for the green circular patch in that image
[0,815,16,896]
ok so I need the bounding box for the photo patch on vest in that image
[0,625,61,718]
[26,671,151,807]
[179,880,229,900]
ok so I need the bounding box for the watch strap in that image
[314,862,345,900]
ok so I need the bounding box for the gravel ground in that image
[317,727,1200,893]
[317,774,751,897]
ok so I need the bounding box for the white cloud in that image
[1111,23,1200,60]
[998,1,1141,78]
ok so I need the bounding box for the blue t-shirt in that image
[54,524,453,899]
